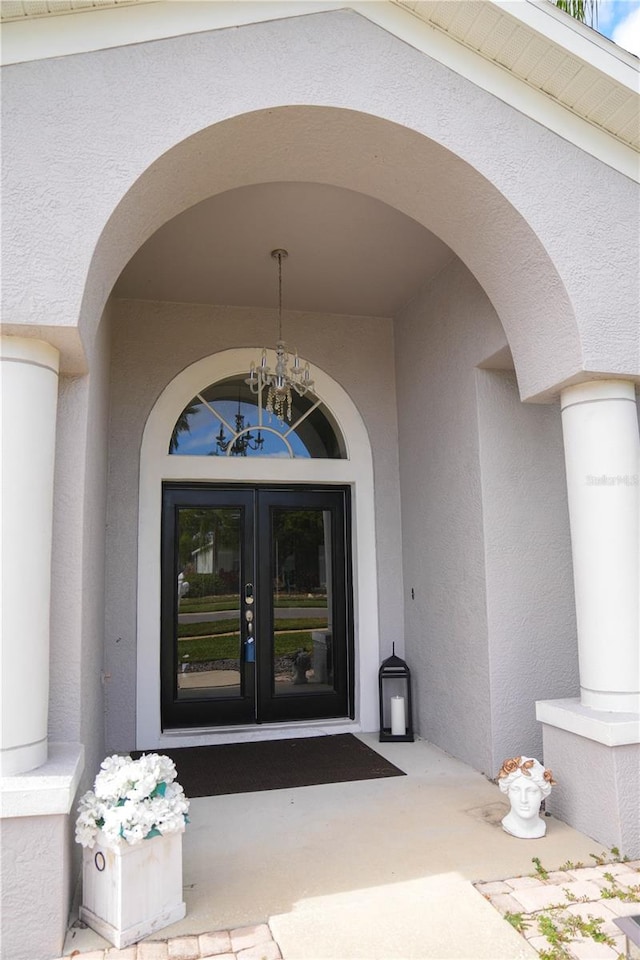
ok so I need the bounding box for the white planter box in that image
[79,828,186,948]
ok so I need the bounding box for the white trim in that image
[0,1,344,63]
[0,335,60,372]
[536,698,640,746]
[136,348,380,749]
[149,718,362,748]
[507,0,639,80]
[560,379,637,410]
[0,742,85,819]
[5,0,637,77]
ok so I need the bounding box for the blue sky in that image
[590,0,640,54]
[172,399,310,458]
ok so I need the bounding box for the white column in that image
[1,336,60,775]
[560,380,639,712]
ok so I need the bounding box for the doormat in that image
[134,734,405,798]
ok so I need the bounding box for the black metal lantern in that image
[378,644,414,742]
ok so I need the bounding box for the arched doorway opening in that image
[137,349,379,749]
[83,105,579,401]
[94,107,578,765]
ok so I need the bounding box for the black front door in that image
[161,484,353,729]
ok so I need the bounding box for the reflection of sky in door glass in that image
[171,399,311,458]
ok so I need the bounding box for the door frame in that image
[136,348,379,749]
[160,483,354,729]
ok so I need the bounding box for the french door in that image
[160,484,353,728]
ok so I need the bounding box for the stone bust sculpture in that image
[497,756,556,839]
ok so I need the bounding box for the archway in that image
[82,105,578,401]
[137,349,379,748]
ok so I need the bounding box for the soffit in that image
[396,1,638,151]
[0,0,142,17]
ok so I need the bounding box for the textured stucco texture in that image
[2,10,639,960]
[0,813,71,960]
[476,368,579,771]
[2,9,638,395]
[395,258,578,775]
[50,306,110,769]
[542,724,640,858]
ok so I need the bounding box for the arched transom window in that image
[169,375,347,459]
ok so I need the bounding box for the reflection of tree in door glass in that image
[178,508,241,592]
[272,509,332,696]
[274,510,325,596]
[175,507,242,701]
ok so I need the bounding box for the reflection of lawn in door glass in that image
[178,592,327,614]
[176,588,330,694]
[178,618,326,639]
[178,630,317,661]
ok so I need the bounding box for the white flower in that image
[126,773,157,801]
[75,753,189,848]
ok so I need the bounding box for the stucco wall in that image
[0,813,71,960]
[1,7,637,953]
[104,299,403,751]
[50,306,110,773]
[49,303,111,916]
[48,302,111,928]
[542,725,640,857]
[2,9,638,397]
[79,309,111,783]
[395,259,578,775]
[395,259,504,772]
[476,370,579,772]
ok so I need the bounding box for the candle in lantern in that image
[390,695,406,736]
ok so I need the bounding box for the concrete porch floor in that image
[62,734,609,959]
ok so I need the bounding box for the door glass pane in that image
[272,508,334,697]
[176,507,242,701]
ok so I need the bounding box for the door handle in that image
[244,584,255,662]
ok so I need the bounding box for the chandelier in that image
[246,249,314,421]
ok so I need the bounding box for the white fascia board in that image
[500,0,639,89]
[0,0,346,65]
